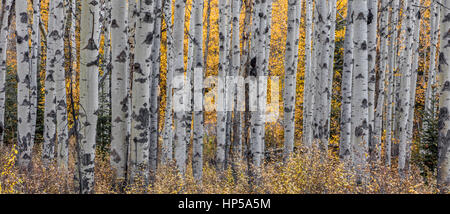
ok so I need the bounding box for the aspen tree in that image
[283,0,302,159]
[110,0,129,185]
[0,0,12,147]
[78,0,101,193]
[16,0,34,168]
[351,0,369,180]
[437,0,450,193]
[340,0,353,161]
[130,0,154,183]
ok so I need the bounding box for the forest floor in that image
[0,139,439,194]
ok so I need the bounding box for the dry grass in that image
[0,143,439,194]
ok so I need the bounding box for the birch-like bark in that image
[303,0,313,148]
[397,0,414,175]
[192,0,204,181]
[43,0,57,165]
[351,0,369,180]
[372,0,389,162]
[312,0,330,154]
[130,0,154,183]
[385,0,400,166]
[149,0,162,179]
[339,0,353,161]
[0,0,12,147]
[405,0,421,170]
[162,0,174,164]
[283,0,302,159]
[216,0,229,171]
[78,0,100,193]
[367,0,378,153]
[110,0,129,184]
[437,0,450,193]
[231,0,242,172]
[16,0,34,168]
[173,0,187,175]
[325,0,336,139]
[30,0,40,145]
[54,0,69,169]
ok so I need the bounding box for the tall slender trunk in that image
[372,0,389,162]
[339,0,353,161]
[436,0,450,193]
[30,0,39,145]
[405,0,421,171]
[54,0,69,170]
[303,0,313,148]
[162,0,174,165]
[149,0,162,181]
[110,0,129,186]
[78,0,101,193]
[367,0,378,155]
[397,0,414,175]
[283,0,302,159]
[312,0,330,155]
[130,0,154,184]
[16,0,33,169]
[0,0,12,147]
[216,0,230,171]
[385,0,400,167]
[192,0,204,181]
[173,0,187,175]
[351,0,369,181]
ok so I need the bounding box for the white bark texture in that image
[397,0,414,175]
[0,0,12,147]
[173,0,187,175]
[162,0,174,164]
[302,0,313,148]
[16,0,34,168]
[78,0,100,193]
[283,0,302,159]
[339,0,353,161]
[437,0,450,193]
[312,0,330,154]
[130,0,154,183]
[192,0,204,181]
[351,0,369,179]
[110,0,129,183]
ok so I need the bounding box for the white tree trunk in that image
[367,0,378,154]
[397,0,414,175]
[162,0,174,165]
[173,0,187,175]
[216,0,230,171]
[385,0,400,167]
[302,0,313,148]
[339,0,353,161]
[351,0,369,180]
[16,0,34,169]
[78,0,100,193]
[130,0,154,183]
[192,0,204,181]
[437,0,450,193]
[312,0,330,154]
[0,0,12,147]
[110,0,129,184]
[30,0,40,145]
[149,0,162,180]
[283,0,302,159]
[53,0,69,169]
[372,0,389,162]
